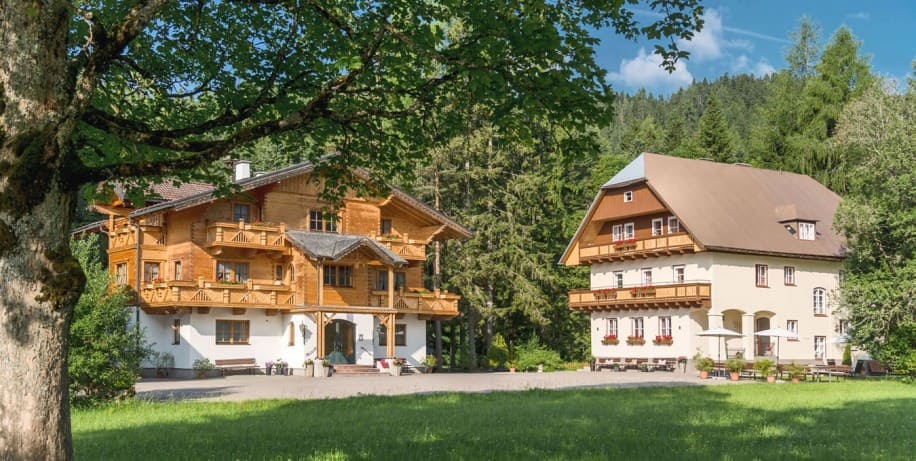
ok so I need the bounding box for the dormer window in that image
[799,222,815,240]
[623,191,633,202]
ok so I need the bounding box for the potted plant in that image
[726,357,745,381]
[626,335,646,345]
[422,355,437,373]
[787,362,806,383]
[315,359,332,378]
[274,359,288,376]
[601,334,619,345]
[507,361,517,373]
[303,359,314,377]
[754,358,777,383]
[152,351,174,378]
[193,358,215,379]
[693,353,714,379]
[389,357,405,376]
[652,335,674,345]
[265,360,274,375]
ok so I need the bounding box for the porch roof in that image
[285,230,407,267]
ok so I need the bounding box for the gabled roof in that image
[124,159,472,240]
[285,230,407,267]
[562,153,845,262]
[111,181,215,204]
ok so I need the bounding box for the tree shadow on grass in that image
[74,382,915,460]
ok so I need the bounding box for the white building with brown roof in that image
[561,153,847,364]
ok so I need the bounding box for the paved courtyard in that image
[135,369,736,402]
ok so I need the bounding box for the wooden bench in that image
[214,358,258,375]
[593,357,623,371]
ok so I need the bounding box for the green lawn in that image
[73,381,915,460]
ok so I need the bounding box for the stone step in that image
[332,364,381,375]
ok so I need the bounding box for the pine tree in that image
[694,97,737,162]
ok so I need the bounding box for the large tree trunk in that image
[1,2,81,459]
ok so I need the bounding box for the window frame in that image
[324,265,353,287]
[606,318,618,338]
[613,271,624,289]
[288,321,295,346]
[814,335,826,360]
[215,319,250,345]
[799,221,816,240]
[651,218,664,237]
[786,320,799,340]
[755,264,768,287]
[143,262,161,282]
[813,287,827,315]
[309,210,339,233]
[672,265,685,284]
[667,216,680,234]
[216,261,249,283]
[783,266,795,286]
[173,261,182,282]
[631,317,645,338]
[623,191,633,202]
[378,323,407,347]
[641,268,653,286]
[659,316,672,337]
[172,319,181,345]
[838,319,849,336]
[623,222,635,240]
[612,224,622,242]
[115,262,128,285]
[380,219,392,235]
[233,203,251,222]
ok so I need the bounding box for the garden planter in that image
[390,365,402,376]
[767,375,776,383]
[304,363,314,377]
[699,371,709,379]
[197,372,206,379]
[315,364,331,377]
[729,372,740,381]
[791,377,800,383]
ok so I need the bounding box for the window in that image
[838,319,849,336]
[233,204,250,222]
[274,264,284,282]
[755,264,768,287]
[786,320,798,338]
[215,320,249,344]
[324,265,352,287]
[115,263,128,285]
[309,210,338,233]
[380,219,392,235]
[375,270,406,290]
[623,191,633,202]
[613,271,624,289]
[143,262,160,282]
[612,224,622,242]
[672,265,685,284]
[641,268,653,286]
[668,216,680,234]
[799,222,815,240]
[378,324,407,346]
[394,271,406,290]
[813,288,826,315]
[288,321,295,346]
[659,316,672,337]
[172,319,181,345]
[216,261,249,283]
[814,336,826,359]
[606,318,618,337]
[651,218,664,236]
[173,261,182,281]
[784,266,795,285]
[624,222,635,240]
[631,317,644,338]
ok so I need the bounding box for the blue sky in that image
[596,1,915,95]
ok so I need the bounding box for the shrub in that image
[726,357,745,373]
[488,334,510,368]
[692,352,714,372]
[842,344,852,366]
[69,234,150,405]
[193,358,215,372]
[754,358,776,376]
[515,337,563,371]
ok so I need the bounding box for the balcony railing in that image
[206,221,287,251]
[579,234,697,263]
[140,279,296,310]
[367,289,460,317]
[568,281,711,311]
[374,236,426,260]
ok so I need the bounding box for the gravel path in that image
[135,369,735,402]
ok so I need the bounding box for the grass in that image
[73,381,915,460]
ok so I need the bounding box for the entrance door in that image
[325,320,356,364]
[755,317,771,357]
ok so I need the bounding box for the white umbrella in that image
[754,327,799,363]
[830,334,850,344]
[697,328,744,365]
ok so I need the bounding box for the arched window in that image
[813,288,826,315]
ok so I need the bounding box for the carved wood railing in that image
[568,282,711,310]
[367,290,460,315]
[140,279,296,309]
[579,233,698,263]
[374,236,426,260]
[206,221,287,251]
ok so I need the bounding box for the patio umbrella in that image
[754,327,798,363]
[697,328,744,365]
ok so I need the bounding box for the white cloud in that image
[679,9,725,61]
[732,55,776,77]
[846,11,870,20]
[607,48,694,91]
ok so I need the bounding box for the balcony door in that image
[755,317,771,357]
[325,319,356,364]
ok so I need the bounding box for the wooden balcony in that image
[568,282,711,311]
[374,236,426,260]
[579,234,698,263]
[140,279,296,313]
[368,289,460,318]
[206,221,288,252]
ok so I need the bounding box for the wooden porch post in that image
[387,313,396,358]
[317,262,324,306]
[387,267,394,309]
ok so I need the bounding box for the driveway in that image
[135,369,734,402]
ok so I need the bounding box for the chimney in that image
[234,160,251,181]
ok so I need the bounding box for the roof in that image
[111,181,215,203]
[124,159,472,240]
[563,153,845,262]
[285,230,407,266]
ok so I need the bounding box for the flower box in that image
[626,336,646,345]
[629,285,656,297]
[601,335,619,345]
[652,335,674,345]
[592,288,617,300]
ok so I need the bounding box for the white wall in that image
[590,253,713,288]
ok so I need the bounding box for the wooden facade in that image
[97,166,470,359]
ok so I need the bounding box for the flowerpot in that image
[509,368,516,373]
[767,375,776,383]
[390,365,402,377]
[197,372,205,379]
[304,364,314,377]
[791,377,800,384]
[729,372,740,381]
[699,371,709,380]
